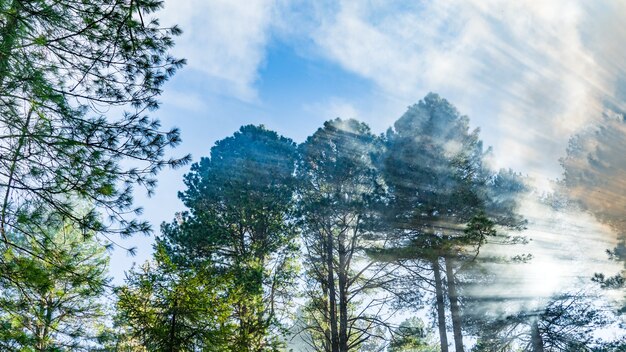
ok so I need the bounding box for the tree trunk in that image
[530,319,544,352]
[338,245,349,352]
[168,296,178,352]
[326,232,339,352]
[34,296,50,352]
[433,258,449,352]
[445,257,464,352]
[42,298,53,351]
[322,280,332,352]
[240,303,250,351]
[0,0,28,243]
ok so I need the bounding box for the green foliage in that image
[382,93,525,242]
[0,2,187,347]
[382,93,483,231]
[297,118,385,220]
[0,0,188,254]
[0,219,111,351]
[114,245,233,351]
[159,125,300,350]
[389,318,439,352]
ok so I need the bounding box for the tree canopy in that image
[159,124,300,350]
[0,0,188,256]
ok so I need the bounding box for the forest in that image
[0,0,625,351]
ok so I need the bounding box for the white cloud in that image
[304,0,621,183]
[161,0,276,102]
[311,1,484,97]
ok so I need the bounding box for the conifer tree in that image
[114,244,233,352]
[0,0,187,255]
[379,94,526,352]
[160,125,300,350]
[297,118,388,352]
[0,216,111,350]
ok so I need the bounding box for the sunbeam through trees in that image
[1,1,626,351]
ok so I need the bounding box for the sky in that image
[109,0,626,296]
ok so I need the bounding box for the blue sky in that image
[109,0,626,287]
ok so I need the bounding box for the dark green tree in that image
[0,216,111,351]
[379,93,526,352]
[160,125,299,350]
[296,118,389,352]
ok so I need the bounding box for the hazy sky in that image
[109,0,626,286]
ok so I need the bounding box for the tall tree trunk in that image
[35,299,44,351]
[322,281,332,352]
[445,257,464,352]
[42,298,53,352]
[0,0,29,243]
[239,303,251,351]
[338,247,349,352]
[168,296,178,352]
[35,323,44,352]
[253,259,266,352]
[433,258,449,352]
[326,232,339,352]
[530,319,544,352]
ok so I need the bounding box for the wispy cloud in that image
[161,0,276,102]
[298,0,622,183]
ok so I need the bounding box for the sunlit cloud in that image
[161,0,276,102]
[297,0,622,185]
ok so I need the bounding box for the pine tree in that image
[114,244,233,352]
[379,94,526,352]
[0,216,111,351]
[296,118,389,352]
[160,125,300,350]
[0,0,188,256]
